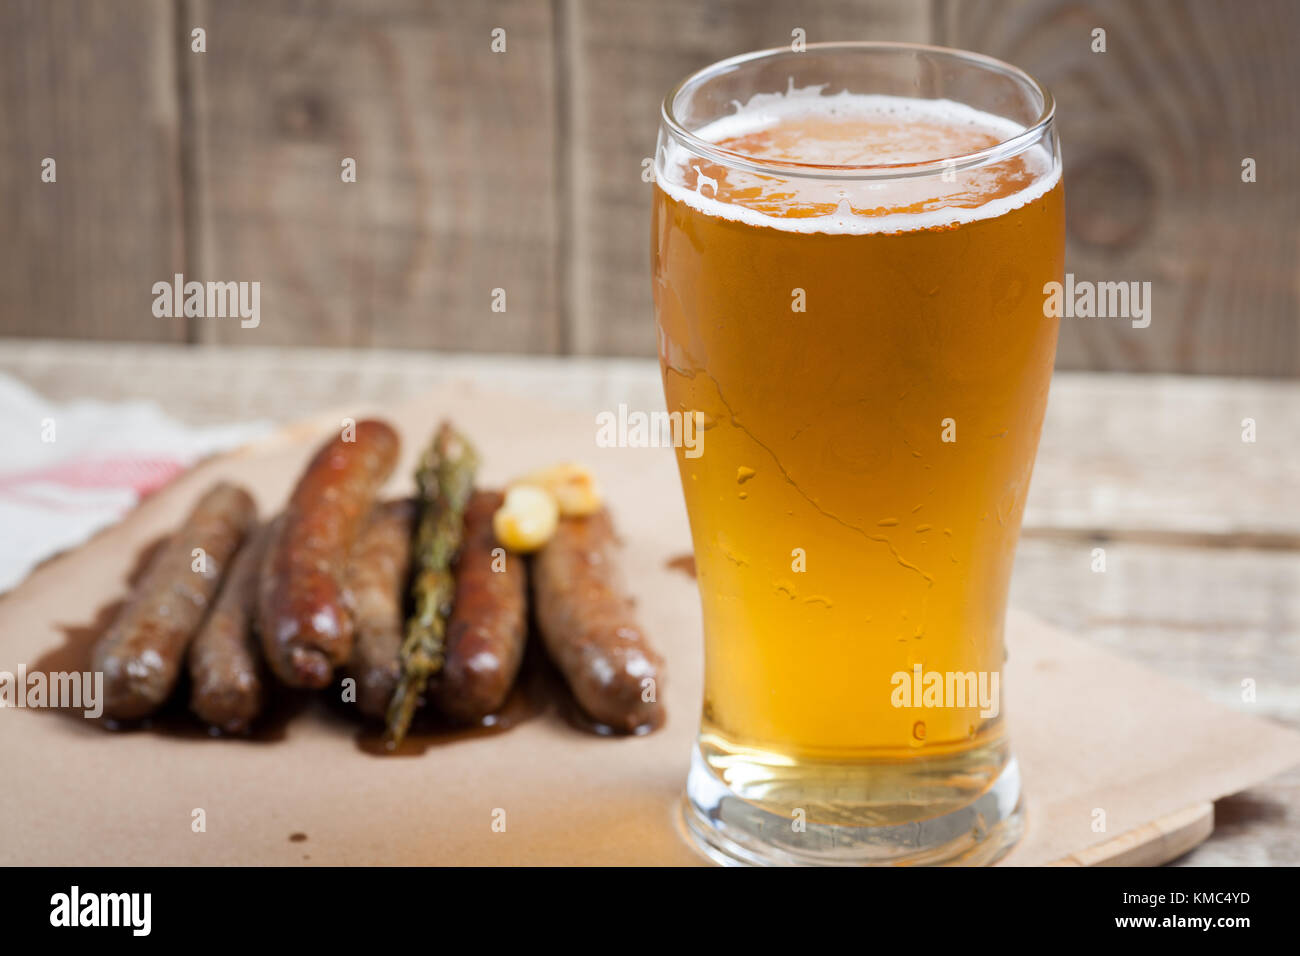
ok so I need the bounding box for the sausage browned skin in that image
[532,509,665,732]
[188,519,274,733]
[435,491,528,723]
[259,420,400,688]
[343,498,416,719]
[92,482,257,721]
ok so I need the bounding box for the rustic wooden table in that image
[2,340,1297,865]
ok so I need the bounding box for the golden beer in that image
[653,44,1063,865]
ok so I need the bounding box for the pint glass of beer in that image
[651,43,1063,865]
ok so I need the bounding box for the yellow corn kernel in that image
[493,484,560,553]
[513,462,603,516]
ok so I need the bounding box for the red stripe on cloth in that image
[0,457,186,497]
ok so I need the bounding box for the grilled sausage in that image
[343,498,416,719]
[259,420,400,688]
[532,509,664,732]
[434,491,528,723]
[92,482,257,720]
[188,519,274,733]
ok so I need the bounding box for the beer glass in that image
[651,42,1063,865]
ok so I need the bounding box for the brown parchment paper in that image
[1,383,1297,866]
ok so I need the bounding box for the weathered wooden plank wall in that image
[563,0,931,355]
[936,0,1300,377]
[0,0,1295,373]
[0,0,185,342]
[185,0,561,350]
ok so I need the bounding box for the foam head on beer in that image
[658,86,1060,230]
[652,82,1064,821]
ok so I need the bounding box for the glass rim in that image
[660,41,1056,182]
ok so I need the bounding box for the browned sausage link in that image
[92,482,257,720]
[435,491,528,723]
[532,509,665,732]
[259,420,400,688]
[188,519,275,733]
[343,498,416,718]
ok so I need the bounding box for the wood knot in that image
[1066,149,1156,251]
[274,91,332,139]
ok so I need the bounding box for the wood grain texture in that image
[185,0,561,350]
[1027,373,1300,540]
[1012,535,1300,866]
[562,0,931,355]
[936,0,1300,376]
[1185,771,1300,866]
[1,1,1296,375]
[0,0,185,342]
[1012,538,1300,729]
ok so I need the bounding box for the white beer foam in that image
[658,89,1061,235]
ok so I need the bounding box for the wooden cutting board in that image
[1,383,1296,866]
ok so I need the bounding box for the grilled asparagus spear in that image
[385,422,478,745]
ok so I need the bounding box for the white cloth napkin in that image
[0,374,271,593]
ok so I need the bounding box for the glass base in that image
[679,744,1025,866]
